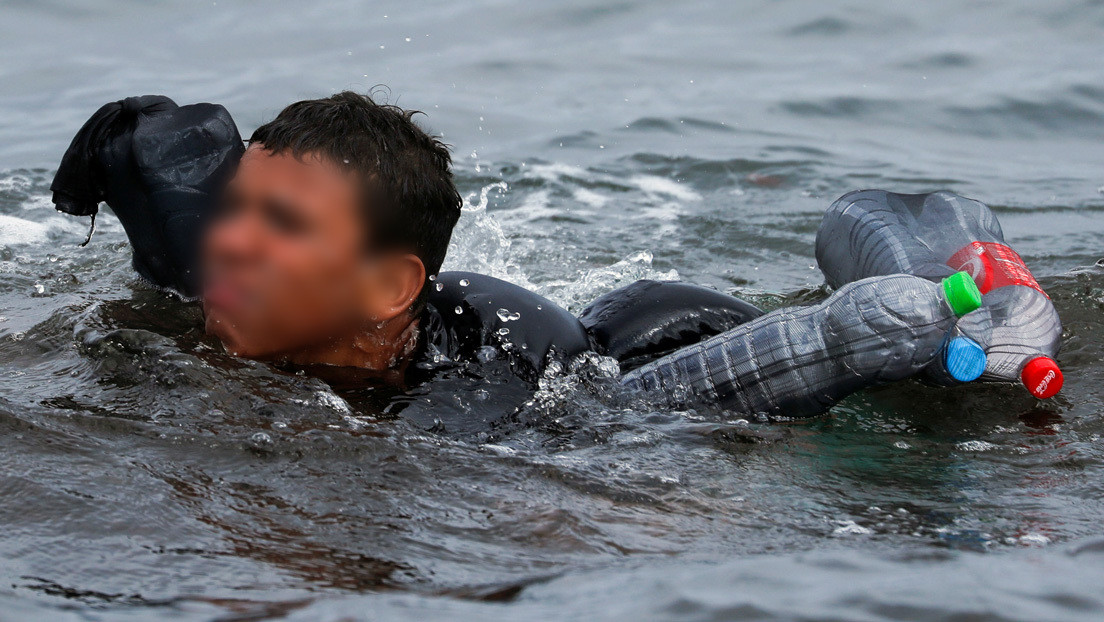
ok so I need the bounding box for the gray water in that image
[2,1,1104,620]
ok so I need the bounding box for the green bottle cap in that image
[942,271,983,317]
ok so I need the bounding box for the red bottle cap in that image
[1021,357,1063,399]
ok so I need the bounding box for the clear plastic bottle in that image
[620,273,982,419]
[815,189,1063,398]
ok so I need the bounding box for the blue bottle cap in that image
[944,336,987,382]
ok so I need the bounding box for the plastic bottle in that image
[815,189,1063,398]
[620,272,982,419]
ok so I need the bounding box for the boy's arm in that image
[579,279,764,371]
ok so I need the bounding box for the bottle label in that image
[947,242,1047,297]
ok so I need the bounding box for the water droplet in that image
[250,432,273,445]
[435,282,444,291]
[476,346,498,363]
[454,306,463,314]
[497,327,510,336]
[33,283,45,295]
[496,308,522,322]
[536,304,542,310]
[11,332,25,341]
[428,274,436,281]
[459,278,470,287]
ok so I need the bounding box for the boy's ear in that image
[361,254,426,322]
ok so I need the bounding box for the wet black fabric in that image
[51,95,245,298]
[50,95,761,384]
[420,271,592,382]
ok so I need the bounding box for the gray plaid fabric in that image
[621,275,956,419]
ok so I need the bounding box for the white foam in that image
[22,195,56,211]
[832,520,872,537]
[572,187,609,208]
[481,444,517,456]
[955,440,999,452]
[0,214,50,246]
[509,189,558,222]
[1017,533,1051,546]
[524,162,591,182]
[628,174,702,202]
[0,174,31,194]
[541,250,679,312]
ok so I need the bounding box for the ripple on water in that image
[2,0,1104,617]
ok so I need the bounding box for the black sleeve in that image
[424,271,592,381]
[579,279,764,371]
[51,95,245,299]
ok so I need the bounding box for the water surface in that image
[1,1,1104,620]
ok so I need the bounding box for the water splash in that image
[443,181,679,313]
[542,250,679,313]
[441,181,537,291]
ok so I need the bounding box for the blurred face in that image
[202,146,369,359]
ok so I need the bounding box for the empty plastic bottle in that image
[620,272,982,419]
[815,189,1063,398]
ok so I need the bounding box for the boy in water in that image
[51,92,758,389]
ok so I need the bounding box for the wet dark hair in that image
[249,91,462,312]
